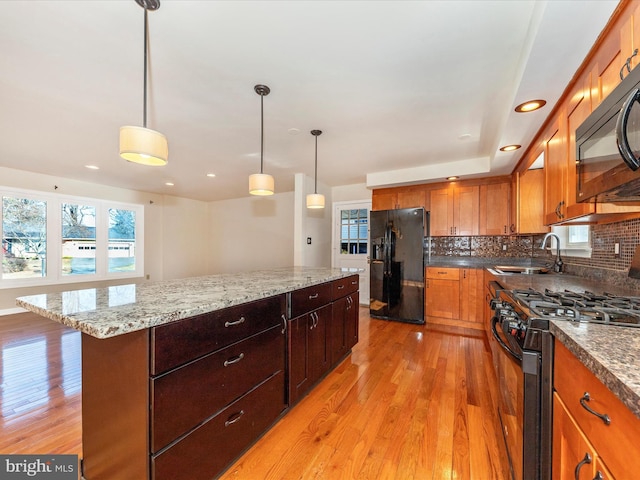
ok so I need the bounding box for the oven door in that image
[491,314,541,480]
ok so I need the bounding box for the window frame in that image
[1,186,144,289]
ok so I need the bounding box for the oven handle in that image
[616,87,640,171]
[491,314,523,363]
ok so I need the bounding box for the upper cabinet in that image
[479,181,510,235]
[513,168,548,235]
[430,185,479,236]
[371,186,426,211]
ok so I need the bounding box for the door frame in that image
[331,200,371,306]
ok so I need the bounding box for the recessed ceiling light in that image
[515,99,546,113]
[165,182,174,186]
[206,173,216,178]
[85,165,100,170]
[288,128,301,135]
[458,133,471,140]
[500,144,522,152]
[447,176,459,181]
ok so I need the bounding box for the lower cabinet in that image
[81,277,360,480]
[553,340,640,479]
[288,303,331,405]
[425,267,483,327]
[289,275,360,406]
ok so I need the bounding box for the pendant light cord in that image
[143,8,148,128]
[314,135,318,194]
[260,92,264,174]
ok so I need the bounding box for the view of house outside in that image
[2,196,137,280]
[340,208,368,255]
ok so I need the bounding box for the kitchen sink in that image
[492,265,550,275]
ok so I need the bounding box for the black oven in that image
[488,286,553,480]
[576,63,640,202]
[488,284,640,480]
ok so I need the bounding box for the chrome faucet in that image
[541,232,563,273]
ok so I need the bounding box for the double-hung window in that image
[1,187,144,289]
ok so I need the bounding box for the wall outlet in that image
[502,244,507,251]
[307,237,312,245]
[614,241,621,257]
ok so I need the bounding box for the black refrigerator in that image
[369,207,428,324]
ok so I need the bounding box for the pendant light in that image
[306,130,325,209]
[249,84,275,195]
[119,0,168,166]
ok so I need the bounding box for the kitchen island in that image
[16,267,360,480]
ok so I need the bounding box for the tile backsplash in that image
[428,217,640,289]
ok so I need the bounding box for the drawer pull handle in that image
[281,313,287,335]
[351,280,357,285]
[223,353,245,367]
[224,316,245,328]
[580,392,611,425]
[309,293,319,299]
[224,410,245,427]
[337,285,345,290]
[574,452,591,480]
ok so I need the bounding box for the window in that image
[551,225,591,258]
[340,208,368,255]
[1,187,144,289]
[2,195,47,280]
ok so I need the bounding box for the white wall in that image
[331,183,371,203]
[0,166,210,312]
[208,192,295,273]
[293,173,332,268]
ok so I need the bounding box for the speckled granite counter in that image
[488,270,640,419]
[16,267,359,339]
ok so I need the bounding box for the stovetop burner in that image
[508,288,640,328]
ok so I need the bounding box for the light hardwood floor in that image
[0,308,508,479]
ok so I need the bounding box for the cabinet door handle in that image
[309,293,319,300]
[463,270,466,279]
[574,452,592,480]
[223,352,245,367]
[580,392,611,425]
[504,225,507,234]
[224,316,245,328]
[224,410,245,427]
[281,313,287,335]
[593,472,604,480]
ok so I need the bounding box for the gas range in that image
[490,286,640,353]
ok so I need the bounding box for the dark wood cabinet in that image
[288,282,333,405]
[82,277,359,480]
[330,275,359,365]
[288,304,331,405]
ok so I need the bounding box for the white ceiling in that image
[0,0,619,202]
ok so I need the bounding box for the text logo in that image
[0,455,78,479]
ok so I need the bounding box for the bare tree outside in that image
[2,196,47,278]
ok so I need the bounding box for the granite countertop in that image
[16,267,359,339]
[490,270,640,419]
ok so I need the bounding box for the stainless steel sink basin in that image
[493,265,549,275]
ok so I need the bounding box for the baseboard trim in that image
[0,307,28,316]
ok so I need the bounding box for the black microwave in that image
[576,64,640,202]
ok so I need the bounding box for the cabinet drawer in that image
[554,340,640,478]
[151,294,286,375]
[332,275,359,299]
[151,325,285,452]
[152,371,286,480]
[290,282,332,318]
[426,267,460,280]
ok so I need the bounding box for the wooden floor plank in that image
[1,308,508,479]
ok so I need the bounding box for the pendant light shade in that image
[250,84,274,196]
[120,0,168,166]
[306,130,325,209]
[119,126,168,166]
[249,173,275,196]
